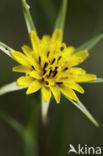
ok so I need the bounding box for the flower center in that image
[36,52,69,86]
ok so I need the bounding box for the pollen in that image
[10,29,97,103]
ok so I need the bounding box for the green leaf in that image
[0,112,24,136]
[69,99,99,127]
[74,33,103,54]
[41,97,51,124]
[0,82,26,96]
[55,0,68,31]
[22,0,37,34]
[0,42,14,57]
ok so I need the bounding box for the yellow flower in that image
[10,29,96,103]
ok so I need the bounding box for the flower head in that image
[11,29,96,103]
[0,0,102,126]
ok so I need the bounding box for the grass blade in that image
[22,0,37,34]
[69,99,99,127]
[55,0,68,31]
[0,112,24,135]
[74,33,103,54]
[0,82,26,96]
[0,42,14,57]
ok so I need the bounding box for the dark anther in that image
[32,66,35,70]
[52,67,58,77]
[43,62,48,75]
[63,67,68,71]
[51,58,56,65]
[56,82,63,85]
[5,47,8,50]
[53,70,58,77]
[46,81,49,85]
[58,56,62,61]
[47,51,50,57]
[43,62,48,70]
[42,78,44,81]
[55,66,58,70]
[60,46,64,51]
[43,70,46,75]
[39,56,41,65]
[48,69,52,77]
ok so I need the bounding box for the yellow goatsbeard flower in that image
[10,30,96,103]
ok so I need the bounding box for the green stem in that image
[20,129,38,156]
[20,95,40,156]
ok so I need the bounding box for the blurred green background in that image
[0,0,103,156]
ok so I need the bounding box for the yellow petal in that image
[68,68,97,83]
[41,35,50,45]
[69,67,86,75]
[30,71,41,79]
[51,29,63,43]
[60,85,78,101]
[26,80,41,94]
[75,74,97,83]
[21,45,32,56]
[71,50,89,66]
[64,50,89,67]
[41,87,51,102]
[74,50,89,62]
[64,82,84,94]
[10,51,30,66]
[63,46,75,56]
[69,68,96,83]
[13,65,32,74]
[27,54,40,71]
[50,85,61,103]
[30,31,40,58]
[17,76,33,86]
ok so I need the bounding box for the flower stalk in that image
[20,129,38,156]
[21,96,40,156]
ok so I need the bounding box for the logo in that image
[68,144,102,155]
